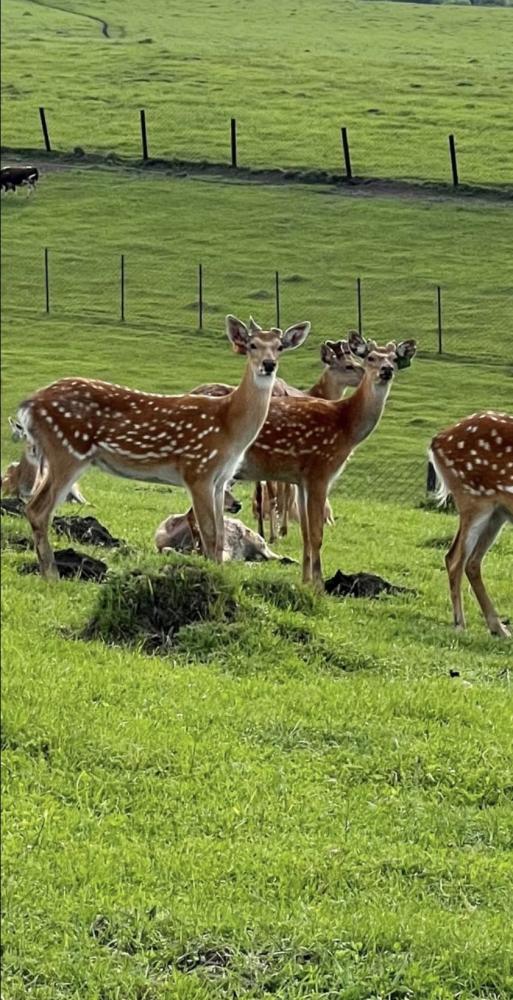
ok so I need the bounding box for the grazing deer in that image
[236,340,417,585]
[429,411,513,637]
[15,315,310,579]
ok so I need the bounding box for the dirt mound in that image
[19,548,108,582]
[53,515,122,548]
[325,569,416,599]
[0,498,25,517]
[84,560,239,652]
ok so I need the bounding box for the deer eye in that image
[277,344,284,352]
[249,343,257,350]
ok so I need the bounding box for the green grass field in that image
[2,2,513,997]
[2,0,513,185]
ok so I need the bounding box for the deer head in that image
[347,331,417,370]
[319,339,362,388]
[226,315,311,387]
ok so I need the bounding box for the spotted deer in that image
[262,332,416,542]
[14,315,310,579]
[429,411,513,637]
[236,340,417,585]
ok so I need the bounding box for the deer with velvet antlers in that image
[14,315,310,579]
[429,411,513,637]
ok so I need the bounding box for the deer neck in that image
[338,372,392,444]
[225,361,276,447]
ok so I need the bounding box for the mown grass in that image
[2,492,513,999]
[2,166,512,504]
[2,0,513,185]
[2,37,513,998]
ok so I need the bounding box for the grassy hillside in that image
[2,0,513,184]
[2,167,512,504]
[2,3,513,996]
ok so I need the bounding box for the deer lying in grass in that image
[14,315,309,579]
[155,511,295,564]
[429,410,513,637]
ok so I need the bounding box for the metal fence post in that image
[448,134,459,186]
[120,254,125,321]
[340,127,352,180]
[140,109,149,160]
[39,108,51,152]
[356,276,362,335]
[198,263,203,330]
[436,285,443,354]
[230,118,237,167]
[44,247,50,313]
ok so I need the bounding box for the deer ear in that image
[226,315,250,355]
[281,321,311,351]
[347,330,368,357]
[394,339,417,369]
[320,342,337,365]
[248,316,262,334]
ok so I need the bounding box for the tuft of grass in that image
[242,576,320,614]
[84,556,240,652]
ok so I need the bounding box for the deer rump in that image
[155,512,296,564]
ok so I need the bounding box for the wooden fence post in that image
[198,263,203,330]
[120,254,125,321]
[39,108,51,152]
[44,247,50,313]
[140,109,149,160]
[230,118,237,167]
[436,285,443,354]
[448,134,458,186]
[356,276,362,336]
[275,270,280,329]
[340,127,352,180]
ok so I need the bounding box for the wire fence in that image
[2,103,512,190]
[2,245,512,363]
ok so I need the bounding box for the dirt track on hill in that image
[2,147,512,206]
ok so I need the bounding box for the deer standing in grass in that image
[193,329,362,540]
[14,315,310,579]
[429,411,513,637]
[262,332,417,541]
[236,339,417,586]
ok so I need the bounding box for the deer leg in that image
[213,480,226,562]
[255,482,265,539]
[278,483,289,538]
[267,482,279,543]
[185,507,202,551]
[188,480,218,561]
[297,483,312,584]
[465,508,510,638]
[306,481,328,589]
[445,509,489,631]
[25,459,85,580]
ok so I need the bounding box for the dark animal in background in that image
[1,165,40,195]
